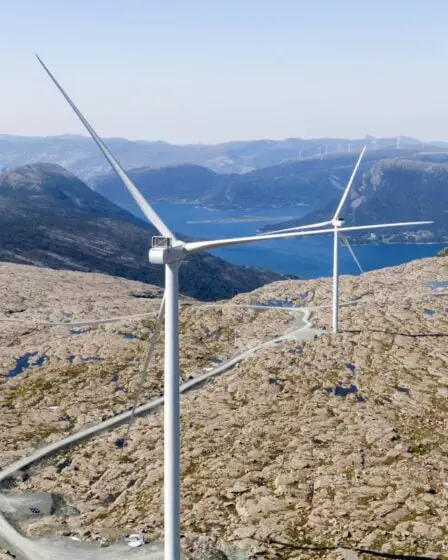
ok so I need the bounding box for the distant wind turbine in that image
[35,57,431,559]
[266,146,433,333]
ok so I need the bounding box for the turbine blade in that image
[262,220,332,235]
[36,55,175,240]
[340,233,364,273]
[333,145,367,221]
[184,226,337,252]
[339,220,433,234]
[123,294,165,446]
[184,220,433,253]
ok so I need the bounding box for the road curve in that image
[0,307,315,559]
[0,307,312,481]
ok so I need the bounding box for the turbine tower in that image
[37,57,433,559]
[267,147,432,333]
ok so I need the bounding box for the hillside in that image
[0,133,444,180]
[0,163,283,301]
[263,158,448,244]
[0,256,446,558]
[92,148,426,212]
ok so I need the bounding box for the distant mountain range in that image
[262,159,448,244]
[93,148,446,212]
[0,163,284,300]
[1,133,448,180]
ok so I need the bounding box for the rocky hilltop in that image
[0,163,283,301]
[0,255,446,558]
[264,158,447,244]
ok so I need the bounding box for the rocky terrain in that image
[0,256,447,558]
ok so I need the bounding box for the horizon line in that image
[1,132,446,147]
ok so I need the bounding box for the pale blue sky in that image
[2,0,448,143]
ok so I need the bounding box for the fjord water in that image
[145,204,443,279]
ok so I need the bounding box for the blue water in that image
[119,333,137,340]
[312,383,365,402]
[255,299,294,308]
[427,281,448,290]
[69,329,88,335]
[7,352,46,377]
[135,203,445,278]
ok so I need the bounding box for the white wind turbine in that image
[36,57,433,560]
[266,146,433,333]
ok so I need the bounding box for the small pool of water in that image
[7,352,47,377]
[69,329,88,335]
[119,333,137,340]
[313,383,365,402]
[115,437,125,449]
[334,384,358,397]
[427,281,448,289]
[255,299,294,308]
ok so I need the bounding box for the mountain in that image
[0,133,445,181]
[262,158,448,243]
[93,164,227,210]
[0,163,284,300]
[93,148,429,212]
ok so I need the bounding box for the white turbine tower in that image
[267,146,433,333]
[36,57,433,559]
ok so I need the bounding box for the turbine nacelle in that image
[149,237,186,265]
[332,217,344,228]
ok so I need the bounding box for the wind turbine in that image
[36,57,433,559]
[266,146,432,333]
